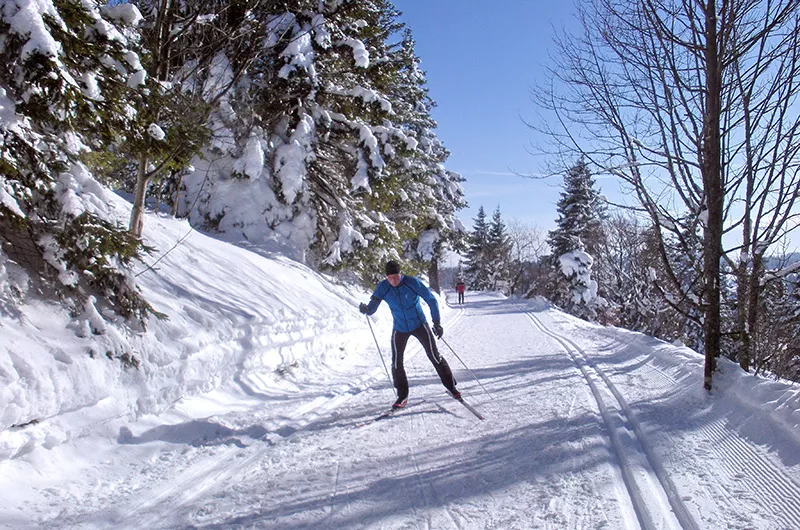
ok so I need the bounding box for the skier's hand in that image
[359,303,369,314]
[433,322,444,339]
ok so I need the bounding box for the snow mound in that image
[0,193,389,461]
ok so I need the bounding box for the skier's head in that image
[385,260,402,286]
[385,260,400,275]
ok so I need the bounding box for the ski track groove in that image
[700,418,800,528]
[526,311,698,530]
[571,323,800,529]
[408,446,434,530]
[112,442,268,529]
[405,386,463,529]
[329,459,342,519]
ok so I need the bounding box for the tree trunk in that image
[701,0,723,391]
[172,170,184,217]
[744,253,763,370]
[736,257,751,371]
[130,157,149,237]
[428,259,440,294]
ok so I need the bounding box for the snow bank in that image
[600,324,800,446]
[0,193,396,461]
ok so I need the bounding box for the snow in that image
[126,68,146,88]
[417,229,438,261]
[79,71,101,100]
[279,30,316,80]
[0,88,25,137]
[1,205,800,529]
[55,162,115,218]
[232,136,265,180]
[359,124,386,171]
[5,0,62,60]
[328,85,392,113]
[351,149,371,192]
[147,123,165,141]
[101,3,143,27]
[275,113,314,204]
[341,38,369,68]
[559,249,600,305]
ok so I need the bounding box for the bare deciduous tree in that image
[533,0,800,389]
[506,219,547,296]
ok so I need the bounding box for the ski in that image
[354,399,422,428]
[354,408,398,428]
[451,394,485,420]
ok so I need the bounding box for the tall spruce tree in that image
[486,207,511,291]
[547,159,605,313]
[465,206,491,290]
[547,159,604,258]
[361,21,466,282]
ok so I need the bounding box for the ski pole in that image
[365,316,396,396]
[439,337,493,400]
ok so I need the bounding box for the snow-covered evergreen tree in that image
[485,207,511,291]
[559,248,602,320]
[547,159,604,258]
[0,0,151,320]
[546,159,605,317]
[364,26,466,281]
[464,206,491,290]
[171,0,463,282]
[121,0,270,236]
[758,267,800,379]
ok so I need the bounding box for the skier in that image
[455,280,465,305]
[359,260,460,409]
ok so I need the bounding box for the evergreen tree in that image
[758,270,800,379]
[486,207,511,291]
[546,159,605,315]
[373,28,466,282]
[121,0,270,236]
[0,0,152,320]
[171,0,464,283]
[465,206,491,290]
[547,159,605,258]
[558,248,602,320]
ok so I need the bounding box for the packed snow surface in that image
[1,207,800,529]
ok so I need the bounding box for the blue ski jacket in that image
[364,275,440,332]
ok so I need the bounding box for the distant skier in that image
[455,281,465,304]
[359,260,460,408]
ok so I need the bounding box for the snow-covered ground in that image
[2,204,800,529]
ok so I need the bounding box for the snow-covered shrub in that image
[559,249,606,320]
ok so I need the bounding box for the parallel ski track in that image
[406,415,464,530]
[700,417,800,528]
[112,443,267,530]
[526,311,699,530]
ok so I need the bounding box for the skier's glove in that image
[359,303,369,314]
[433,322,444,339]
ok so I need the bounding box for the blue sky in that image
[396,2,800,254]
[395,1,580,233]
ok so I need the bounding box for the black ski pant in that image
[457,292,464,304]
[391,323,457,401]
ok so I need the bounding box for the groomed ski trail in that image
[7,293,800,530]
[526,310,697,530]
